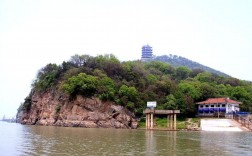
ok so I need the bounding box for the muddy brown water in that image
[0,121,251,156]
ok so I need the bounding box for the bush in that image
[33,63,61,92]
[97,77,115,101]
[61,73,98,97]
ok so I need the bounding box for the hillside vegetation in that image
[153,55,229,77]
[20,54,252,117]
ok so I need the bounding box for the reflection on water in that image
[0,121,252,156]
[145,131,178,156]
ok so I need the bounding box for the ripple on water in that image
[1,122,252,156]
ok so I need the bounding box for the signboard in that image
[147,101,157,108]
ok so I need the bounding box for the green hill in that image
[152,55,229,77]
[19,54,252,118]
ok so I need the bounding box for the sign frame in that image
[147,101,157,108]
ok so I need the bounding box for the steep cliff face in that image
[20,90,138,129]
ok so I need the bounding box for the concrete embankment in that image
[201,119,249,131]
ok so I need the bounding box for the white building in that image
[196,97,241,117]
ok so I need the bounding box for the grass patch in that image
[138,117,200,130]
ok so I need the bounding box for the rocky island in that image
[19,90,137,128]
[17,54,252,129]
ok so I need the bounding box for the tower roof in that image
[142,44,152,48]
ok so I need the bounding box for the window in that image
[222,104,225,107]
[200,105,203,108]
[211,105,214,107]
[206,105,209,107]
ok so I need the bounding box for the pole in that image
[150,113,153,129]
[170,115,173,130]
[167,115,169,130]
[146,113,148,130]
[147,114,150,129]
[174,113,177,130]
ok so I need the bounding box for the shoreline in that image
[16,118,251,132]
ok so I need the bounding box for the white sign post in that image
[147,101,157,108]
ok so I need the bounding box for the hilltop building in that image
[196,97,241,117]
[141,45,153,61]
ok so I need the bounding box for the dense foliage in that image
[153,55,229,77]
[27,54,252,117]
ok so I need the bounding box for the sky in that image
[0,0,252,118]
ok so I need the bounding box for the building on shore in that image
[196,97,241,117]
[141,44,153,61]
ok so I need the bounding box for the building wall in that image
[198,104,226,114]
[198,103,240,115]
[227,103,240,113]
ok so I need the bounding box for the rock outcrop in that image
[20,90,138,129]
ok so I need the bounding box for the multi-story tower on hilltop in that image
[141,44,153,61]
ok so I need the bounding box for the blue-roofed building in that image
[141,45,153,61]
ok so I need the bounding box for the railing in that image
[234,114,252,131]
[225,113,234,119]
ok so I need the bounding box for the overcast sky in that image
[1,0,252,118]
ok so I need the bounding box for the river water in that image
[0,121,252,156]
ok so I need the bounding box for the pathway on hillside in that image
[201,119,248,131]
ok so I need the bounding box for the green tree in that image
[215,84,228,97]
[118,85,139,110]
[190,68,204,77]
[63,67,82,80]
[70,54,92,67]
[228,86,250,100]
[97,77,115,101]
[225,77,241,87]
[146,74,158,84]
[163,94,177,109]
[198,83,218,101]
[175,66,192,80]
[23,53,252,117]
[21,92,33,112]
[61,73,98,97]
[127,86,138,101]
[144,61,174,74]
[195,72,213,83]
[178,81,201,100]
[33,63,61,91]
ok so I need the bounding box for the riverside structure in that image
[144,108,180,130]
[196,97,241,117]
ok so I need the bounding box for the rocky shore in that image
[18,90,138,129]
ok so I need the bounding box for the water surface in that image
[0,121,251,156]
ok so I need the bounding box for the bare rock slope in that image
[20,90,138,129]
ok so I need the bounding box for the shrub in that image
[61,73,98,97]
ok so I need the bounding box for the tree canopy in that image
[25,54,252,117]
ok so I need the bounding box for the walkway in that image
[201,119,248,131]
